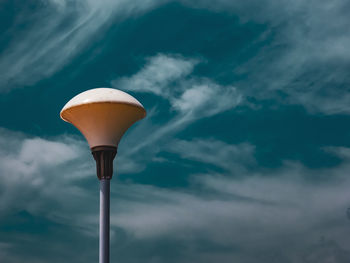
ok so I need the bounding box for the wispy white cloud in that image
[112,54,199,96]
[167,139,255,173]
[0,0,165,91]
[171,80,241,117]
[2,0,349,115]
[122,82,241,158]
[249,0,350,115]
[112,54,242,160]
[182,0,350,115]
[112,53,242,116]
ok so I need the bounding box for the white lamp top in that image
[61,88,144,113]
[61,88,146,148]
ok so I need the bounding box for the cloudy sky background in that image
[1,0,350,262]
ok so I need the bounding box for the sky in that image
[1,0,350,262]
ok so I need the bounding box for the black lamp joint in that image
[91,146,117,180]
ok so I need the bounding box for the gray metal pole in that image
[100,179,110,263]
[92,146,116,263]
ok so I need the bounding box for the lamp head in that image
[60,88,146,149]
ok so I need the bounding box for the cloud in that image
[248,0,350,115]
[112,141,350,243]
[124,80,241,156]
[181,0,350,115]
[1,126,350,262]
[112,54,199,96]
[0,127,147,233]
[108,146,350,262]
[2,0,349,115]
[0,128,93,218]
[112,53,242,117]
[119,0,350,116]
[0,242,12,262]
[167,139,255,173]
[0,0,164,91]
[171,80,241,117]
[112,54,242,159]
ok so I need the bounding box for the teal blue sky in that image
[1,1,350,262]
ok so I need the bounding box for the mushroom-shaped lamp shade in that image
[60,88,146,148]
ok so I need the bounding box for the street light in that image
[60,88,146,263]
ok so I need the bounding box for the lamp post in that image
[60,88,146,263]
